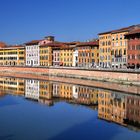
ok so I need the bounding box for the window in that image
[108,41,111,45]
[137,55,140,60]
[116,41,119,46]
[124,49,126,55]
[120,41,122,46]
[132,55,135,59]
[116,35,118,40]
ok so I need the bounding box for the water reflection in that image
[0,76,140,131]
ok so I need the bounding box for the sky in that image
[0,0,140,45]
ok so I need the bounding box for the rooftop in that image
[0,42,7,48]
[76,41,99,47]
[25,40,41,45]
[0,45,24,50]
[98,24,140,35]
[125,28,140,36]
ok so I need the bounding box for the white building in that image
[25,40,40,66]
[52,83,60,97]
[25,36,55,67]
[72,85,78,99]
[73,47,78,67]
[25,79,40,100]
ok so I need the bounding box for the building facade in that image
[98,90,127,125]
[60,47,73,67]
[77,41,99,67]
[0,46,25,66]
[99,25,140,68]
[40,45,52,66]
[125,29,140,69]
[99,33,112,68]
[25,40,40,66]
[111,30,129,68]
[25,79,40,100]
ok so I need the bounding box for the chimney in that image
[45,36,55,42]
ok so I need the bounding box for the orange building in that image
[98,90,126,126]
[76,41,99,67]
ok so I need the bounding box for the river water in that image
[0,76,140,140]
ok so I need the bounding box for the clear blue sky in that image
[0,0,140,45]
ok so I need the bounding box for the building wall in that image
[18,48,25,66]
[0,77,25,95]
[98,90,126,125]
[0,47,25,66]
[39,81,52,100]
[60,83,73,99]
[72,47,78,67]
[99,33,112,68]
[111,32,128,68]
[26,44,40,66]
[52,49,60,66]
[126,95,140,124]
[77,86,98,105]
[78,46,91,67]
[60,48,73,67]
[52,83,60,97]
[127,36,140,68]
[40,46,52,66]
[91,46,99,66]
[25,79,40,100]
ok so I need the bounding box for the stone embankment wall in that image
[0,66,140,94]
[0,66,140,85]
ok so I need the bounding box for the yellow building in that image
[39,81,53,106]
[0,77,25,96]
[99,33,112,68]
[60,47,73,67]
[76,41,99,67]
[111,30,128,68]
[39,45,52,66]
[99,25,140,68]
[60,83,73,99]
[77,86,98,105]
[0,45,25,66]
[98,90,126,126]
[39,80,52,100]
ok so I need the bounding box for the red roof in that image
[125,28,140,36]
[40,41,64,47]
[25,40,41,45]
[40,41,76,50]
[0,45,24,50]
[64,42,79,45]
[76,41,99,47]
[0,42,7,48]
[98,25,139,35]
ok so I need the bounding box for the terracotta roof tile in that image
[98,25,140,35]
[25,40,41,45]
[0,42,7,48]
[125,28,140,36]
[76,41,99,47]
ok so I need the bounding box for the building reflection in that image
[0,77,25,96]
[124,95,140,130]
[98,90,126,126]
[39,81,53,106]
[25,79,40,101]
[0,76,140,130]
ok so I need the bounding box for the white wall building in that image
[72,47,78,67]
[72,85,78,99]
[25,40,40,66]
[25,79,40,100]
[52,83,60,97]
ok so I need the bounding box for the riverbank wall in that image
[0,66,140,86]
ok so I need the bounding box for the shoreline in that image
[0,70,140,95]
[0,66,140,86]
